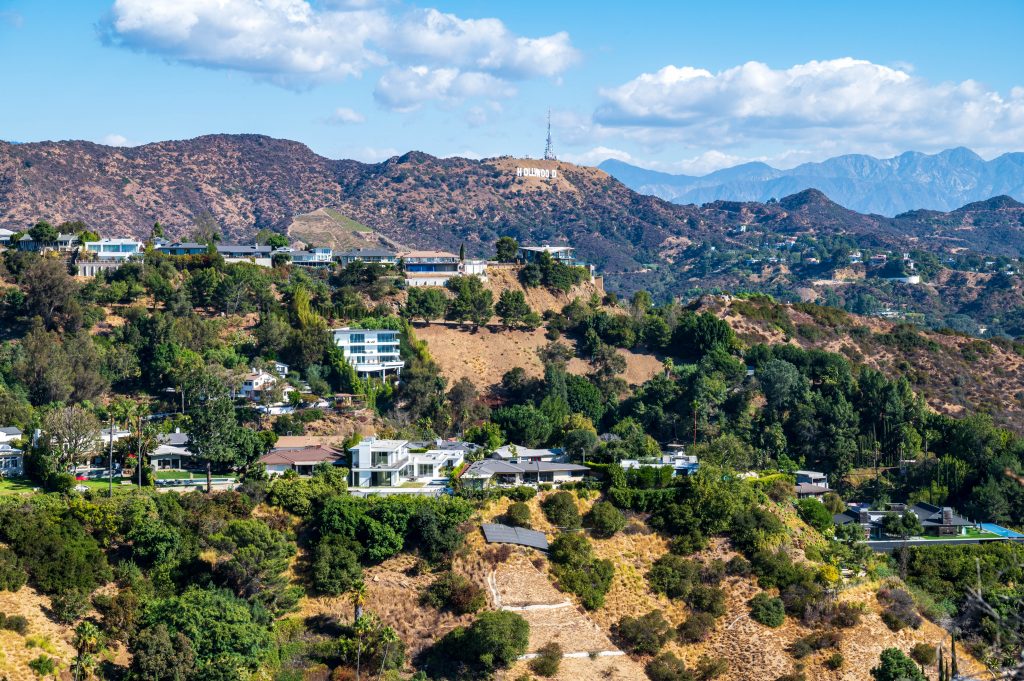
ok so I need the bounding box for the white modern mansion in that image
[332,328,405,377]
[348,437,468,488]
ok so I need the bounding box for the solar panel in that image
[481,523,549,551]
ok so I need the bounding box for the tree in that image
[455,610,529,672]
[130,624,195,681]
[495,236,519,262]
[445,276,493,329]
[505,502,531,528]
[587,501,626,538]
[748,593,785,627]
[542,492,582,529]
[29,220,59,243]
[21,257,81,330]
[493,404,552,448]
[188,386,239,491]
[211,519,299,615]
[615,610,674,655]
[882,511,923,540]
[495,289,533,329]
[72,621,102,681]
[313,535,363,596]
[405,286,448,325]
[530,641,562,677]
[465,422,503,451]
[43,405,100,471]
[870,648,926,681]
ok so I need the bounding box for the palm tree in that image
[350,581,367,623]
[72,621,102,681]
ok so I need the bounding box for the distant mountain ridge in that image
[600,148,1024,216]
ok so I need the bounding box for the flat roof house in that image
[621,452,700,477]
[0,443,24,477]
[156,242,208,256]
[347,437,466,488]
[0,229,13,245]
[291,247,334,267]
[833,502,975,539]
[492,444,563,462]
[17,233,80,253]
[460,458,589,489]
[260,445,345,476]
[794,470,829,499]
[83,238,144,261]
[400,250,462,287]
[332,327,405,377]
[336,247,398,266]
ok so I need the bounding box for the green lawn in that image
[154,470,194,480]
[915,528,999,540]
[0,478,39,495]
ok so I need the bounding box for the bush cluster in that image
[647,555,726,617]
[877,587,922,631]
[541,491,581,529]
[420,572,486,615]
[614,610,674,655]
[748,592,785,628]
[788,630,843,659]
[504,502,532,528]
[530,641,562,677]
[0,612,29,635]
[547,533,614,610]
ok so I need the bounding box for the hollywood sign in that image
[516,167,558,179]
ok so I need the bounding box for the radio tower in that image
[543,109,556,160]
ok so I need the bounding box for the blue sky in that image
[1,0,1022,173]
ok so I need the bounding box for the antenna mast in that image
[543,109,556,161]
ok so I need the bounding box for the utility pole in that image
[107,414,114,496]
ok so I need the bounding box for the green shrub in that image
[428,610,529,676]
[542,491,581,529]
[614,610,674,655]
[529,641,562,677]
[795,498,833,533]
[788,630,842,659]
[586,501,626,538]
[0,547,27,592]
[686,585,726,617]
[748,592,785,627]
[648,554,700,600]
[505,502,532,528]
[825,652,844,670]
[312,534,362,596]
[28,654,56,677]
[420,572,486,615]
[551,558,614,610]
[646,652,726,681]
[51,588,89,624]
[0,613,29,634]
[725,555,751,577]
[677,612,716,643]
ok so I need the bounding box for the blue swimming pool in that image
[980,523,1024,538]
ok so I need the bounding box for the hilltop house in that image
[0,443,24,477]
[833,502,975,539]
[332,328,404,377]
[517,244,595,279]
[155,242,208,256]
[347,437,467,488]
[17,232,80,253]
[336,247,398,266]
[260,444,345,476]
[83,238,144,261]
[0,229,14,245]
[290,247,334,267]
[400,250,462,287]
[794,470,830,499]
[621,452,700,477]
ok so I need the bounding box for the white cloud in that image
[103,0,577,108]
[327,107,366,124]
[374,66,515,112]
[594,58,1024,156]
[100,133,132,146]
[561,146,637,167]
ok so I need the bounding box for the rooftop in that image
[399,250,458,258]
[462,459,589,478]
[520,245,574,253]
[260,445,344,466]
[337,247,397,257]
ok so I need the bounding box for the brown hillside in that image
[705,296,1024,432]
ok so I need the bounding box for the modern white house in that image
[290,247,334,267]
[332,328,405,377]
[83,238,144,261]
[621,452,700,477]
[795,470,830,499]
[0,443,24,476]
[347,437,466,488]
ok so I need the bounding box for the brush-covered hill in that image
[3,135,1024,281]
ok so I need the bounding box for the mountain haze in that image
[601,148,1024,216]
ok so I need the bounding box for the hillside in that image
[601,148,1024,216]
[4,136,1024,299]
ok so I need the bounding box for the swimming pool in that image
[980,523,1024,538]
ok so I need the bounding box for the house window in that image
[349,346,366,354]
[349,334,365,344]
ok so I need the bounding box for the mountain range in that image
[599,148,1024,216]
[2,135,1024,293]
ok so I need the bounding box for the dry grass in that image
[0,588,75,681]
